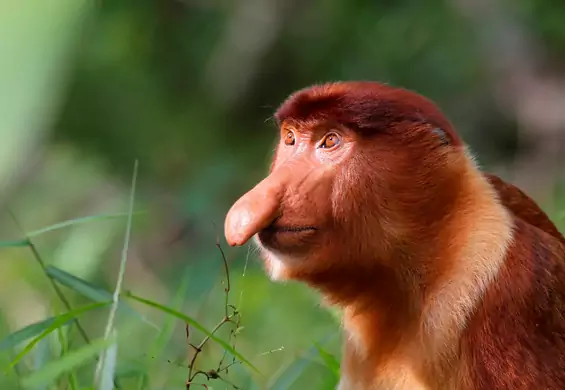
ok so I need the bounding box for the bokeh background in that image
[1,1,565,389]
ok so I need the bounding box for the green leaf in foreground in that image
[99,332,119,390]
[95,159,138,388]
[268,344,319,390]
[313,342,340,379]
[46,265,111,302]
[21,335,117,389]
[0,238,30,248]
[123,291,261,376]
[0,317,59,352]
[45,265,158,329]
[269,334,339,390]
[5,301,111,372]
[26,211,146,238]
[0,210,146,248]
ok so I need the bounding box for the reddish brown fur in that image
[464,218,565,389]
[224,81,565,389]
[485,173,565,244]
[275,81,462,146]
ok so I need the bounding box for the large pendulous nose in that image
[224,168,288,246]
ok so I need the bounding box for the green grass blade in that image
[21,335,117,389]
[138,272,191,389]
[148,271,190,357]
[26,211,146,238]
[99,331,118,390]
[55,317,79,390]
[95,159,138,387]
[0,317,61,351]
[313,342,340,379]
[123,291,261,376]
[269,334,338,390]
[45,265,158,330]
[5,301,111,372]
[29,337,50,390]
[268,345,319,390]
[46,265,111,302]
[0,238,30,248]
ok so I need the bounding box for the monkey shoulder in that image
[463,218,565,389]
[485,173,565,244]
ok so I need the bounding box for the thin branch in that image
[216,234,231,318]
[186,239,241,389]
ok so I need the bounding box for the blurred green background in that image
[1,1,565,389]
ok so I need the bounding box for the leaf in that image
[21,335,117,389]
[0,317,60,352]
[26,211,146,238]
[269,334,339,390]
[147,269,191,359]
[123,291,261,376]
[95,159,138,387]
[46,265,111,302]
[5,301,111,372]
[0,238,30,248]
[313,342,340,379]
[98,332,119,390]
[268,345,319,390]
[45,265,158,329]
[55,317,79,390]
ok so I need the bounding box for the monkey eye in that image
[284,130,295,146]
[319,132,340,149]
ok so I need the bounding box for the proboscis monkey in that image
[224,81,565,389]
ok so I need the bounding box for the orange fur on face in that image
[224,81,565,389]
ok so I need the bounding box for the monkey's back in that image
[464,217,565,389]
[486,173,565,244]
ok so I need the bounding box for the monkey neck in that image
[306,160,515,374]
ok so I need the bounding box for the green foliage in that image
[6,301,111,372]
[22,335,117,389]
[123,291,260,376]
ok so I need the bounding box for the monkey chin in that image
[253,227,318,281]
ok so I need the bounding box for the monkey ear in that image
[431,128,450,146]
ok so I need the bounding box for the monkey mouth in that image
[258,222,318,251]
[262,224,317,234]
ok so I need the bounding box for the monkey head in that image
[224,81,475,290]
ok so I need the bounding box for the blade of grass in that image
[0,238,30,248]
[269,334,338,390]
[149,269,190,356]
[0,317,61,352]
[6,301,111,372]
[46,265,111,302]
[313,342,340,379]
[26,211,146,238]
[137,270,191,390]
[94,159,138,387]
[99,330,118,390]
[21,335,117,389]
[31,334,50,390]
[123,291,261,376]
[7,210,94,352]
[55,312,79,390]
[268,345,320,390]
[46,265,158,329]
